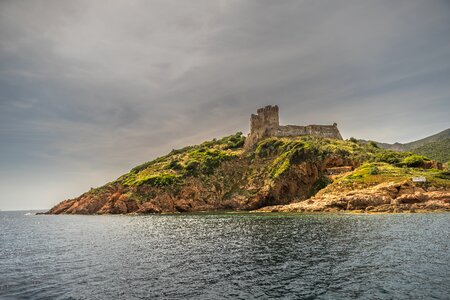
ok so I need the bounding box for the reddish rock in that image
[136,202,162,214]
[256,181,450,213]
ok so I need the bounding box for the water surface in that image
[1,212,449,299]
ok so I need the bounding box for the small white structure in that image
[412,176,426,183]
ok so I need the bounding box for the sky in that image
[1,0,449,210]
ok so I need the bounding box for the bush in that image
[255,139,285,157]
[375,151,403,165]
[435,170,450,180]
[310,175,332,196]
[167,160,183,170]
[184,160,200,175]
[349,137,358,143]
[223,132,246,149]
[401,155,428,168]
[369,166,379,175]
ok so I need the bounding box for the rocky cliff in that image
[46,133,449,214]
[257,163,450,213]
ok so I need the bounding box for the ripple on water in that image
[0,212,450,299]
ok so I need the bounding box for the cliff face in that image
[257,164,450,213]
[46,134,449,215]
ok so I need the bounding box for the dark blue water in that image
[1,212,450,299]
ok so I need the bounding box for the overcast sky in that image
[1,0,449,210]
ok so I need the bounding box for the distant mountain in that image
[374,128,450,152]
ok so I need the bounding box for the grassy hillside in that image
[410,138,450,163]
[119,132,245,187]
[47,133,449,214]
[337,162,449,188]
[117,134,439,190]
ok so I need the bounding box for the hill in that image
[410,138,450,163]
[46,133,450,215]
[373,128,450,151]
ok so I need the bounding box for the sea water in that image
[1,211,449,299]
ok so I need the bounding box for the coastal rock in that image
[256,181,450,213]
[136,202,161,214]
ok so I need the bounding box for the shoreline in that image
[36,208,450,216]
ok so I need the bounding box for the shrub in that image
[310,175,332,196]
[255,139,285,157]
[349,137,358,143]
[435,170,450,180]
[167,160,183,170]
[141,173,180,187]
[223,132,246,149]
[375,151,403,165]
[184,160,200,175]
[369,166,379,175]
[400,155,429,168]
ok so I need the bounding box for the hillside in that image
[411,138,450,163]
[46,133,450,214]
[373,128,450,151]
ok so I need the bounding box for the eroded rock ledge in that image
[256,181,450,213]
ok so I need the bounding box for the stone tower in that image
[244,105,280,148]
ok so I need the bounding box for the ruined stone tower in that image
[244,105,343,149]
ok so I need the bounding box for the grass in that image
[338,162,450,188]
[106,133,449,195]
[411,138,450,163]
[119,132,245,187]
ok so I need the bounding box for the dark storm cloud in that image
[1,0,449,209]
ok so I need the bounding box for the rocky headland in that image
[46,133,449,215]
[45,106,449,215]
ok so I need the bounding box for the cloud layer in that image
[1,0,449,209]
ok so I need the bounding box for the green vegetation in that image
[119,132,245,187]
[112,131,447,194]
[369,166,379,175]
[411,138,450,163]
[339,162,449,188]
[117,130,447,194]
[251,136,433,179]
[309,174,333,196]
[76,130,448,215]
[248,136,448,192]
[400,154,430,167]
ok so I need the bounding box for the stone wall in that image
[270,124,343,140]
[245,105,280,148]
[244,105,343,148]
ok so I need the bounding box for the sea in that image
[1,211,449,299]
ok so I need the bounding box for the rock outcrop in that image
[256,181,450,213]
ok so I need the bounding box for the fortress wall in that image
[269,125,342,140]
[303,125,342,140]
[244,105,343,149]
[269,125,307,137]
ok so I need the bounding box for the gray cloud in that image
[1,0,449,209]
